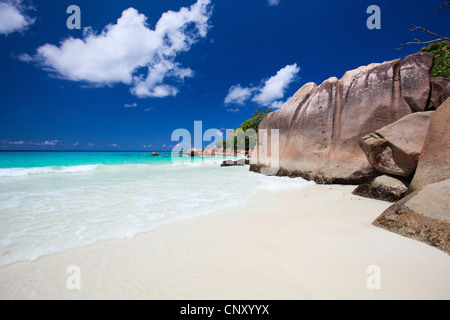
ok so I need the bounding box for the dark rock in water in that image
[250,52,435,184]
[352,175,408,202]
[151,152,159,156]
[186,148,201,157]
[360,111,434,178]
[221,159,249,167]
[373,179,450,254]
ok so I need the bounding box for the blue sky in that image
[0,0,449,151]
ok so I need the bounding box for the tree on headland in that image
[238,106,273,132]
[397,2,450,77]
[216,107,273,151]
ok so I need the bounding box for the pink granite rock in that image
[251,52,434,183]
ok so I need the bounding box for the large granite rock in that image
[251,52,434,184]
[373,179,450,254]
[360,111,434,178]
[372,98,450,254]
[399,53,436,112]
[429,77,450,110]
[409,98,450,192]
[352,175,408,202]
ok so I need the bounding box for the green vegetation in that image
[238,107,273,132]
[215,107,273,151]
[421,41,450,78]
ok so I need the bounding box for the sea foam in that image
[0,164,99,177]
[0,156,313,267]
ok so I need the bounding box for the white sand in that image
[0,184,449,300]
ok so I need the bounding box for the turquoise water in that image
[0,152,313,267]
[0,151,174,170]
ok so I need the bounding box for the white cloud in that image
[30,0,212,98]
[73,141,79,146]
[38,140,59,146]
[17,53,33,62]
[268,0,280,6]
[8,140,24,145]
[124,103,138,108]
[252,63,299,106]
[109,143,118,147]
[0,0,35,35]
[269,101,284,109]
[224,85,254,106]
[226,108,241,113]
[144,107,155,112]
[224,63,299,109]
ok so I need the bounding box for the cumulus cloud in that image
[224,85,254,106]
[268,101,284,109]
[268,0,280,6]
[16,53,33,62]
[252,63,299,106]
[224,63,299,109]
[28,0,212,98]
[0,0,35,35]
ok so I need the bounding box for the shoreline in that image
[0,184,449,300]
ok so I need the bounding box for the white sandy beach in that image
[0,184,449,300]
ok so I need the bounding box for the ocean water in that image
[0,151,313,267]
